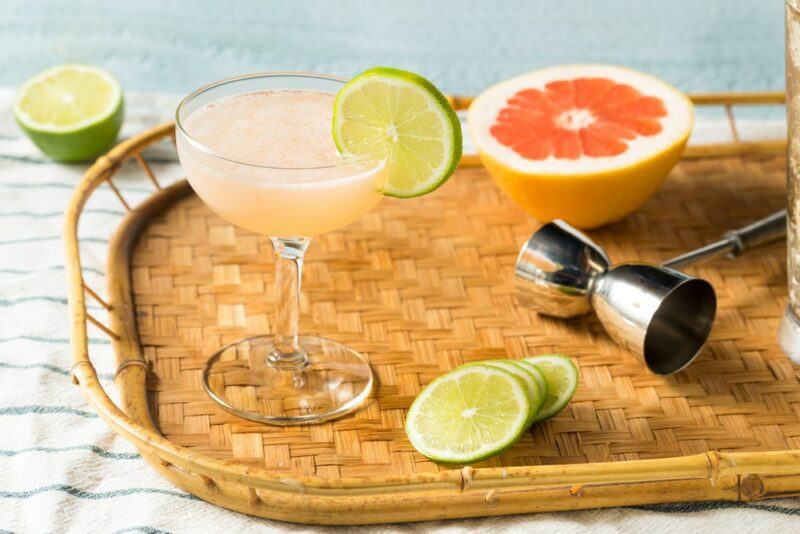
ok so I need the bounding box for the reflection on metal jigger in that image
[515,210,786,375]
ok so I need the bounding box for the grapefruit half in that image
[468,65,693,228]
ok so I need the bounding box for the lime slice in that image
[475,360,540,426]
[511,360,548,418]
[13,64,124,162]
[405,364,529,464]
[524,355,579,422]
[332,67,461,198]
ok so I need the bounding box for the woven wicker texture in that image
[130,154,793,479]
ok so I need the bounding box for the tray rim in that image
[64,94,800,525]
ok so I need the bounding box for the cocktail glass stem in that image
[269,237,311,370]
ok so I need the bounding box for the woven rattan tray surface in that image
[136,156,792,472]
[65,93,800,525]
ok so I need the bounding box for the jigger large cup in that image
[516,211,786,375]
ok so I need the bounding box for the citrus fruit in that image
[512,360,548,417]
[467,65,693,228]
[524,355,580,422]
[469,360,541,425]
[13,64,124,162]
[405,364,530,464]
[332,67,461,198]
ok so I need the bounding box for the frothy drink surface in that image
[184,90,340,169]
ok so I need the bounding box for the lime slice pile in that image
[332,67,461,198]
[13,64,124,162]
[405,355,579,464]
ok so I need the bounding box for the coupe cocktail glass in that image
[175,73,386,425]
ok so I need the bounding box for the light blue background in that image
[0,0,785,96]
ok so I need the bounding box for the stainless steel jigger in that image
[515,210,786,375]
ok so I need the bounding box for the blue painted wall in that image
[0,0,784,96]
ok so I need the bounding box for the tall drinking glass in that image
[175,73,386,425]
[781,2,800,361]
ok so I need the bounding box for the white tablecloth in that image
[1,87,799,532]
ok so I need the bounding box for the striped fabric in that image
[0,87,798,532]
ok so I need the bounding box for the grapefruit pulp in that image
[468,65,693,228]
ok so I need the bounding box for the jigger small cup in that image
[592,264,715,374]
[516,221,717,375]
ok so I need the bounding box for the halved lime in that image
[405,364,530,464]
[332,67,461,198]
[511,360,548,418]
[13,64,124,162]
[476,360,541,426]
[524,355,579,422]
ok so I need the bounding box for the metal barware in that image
[515,210,786,374]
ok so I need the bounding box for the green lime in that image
[511,360,548,419]
[405,364,529,464]
[13,64,124,162]
[475,360,541,426]
[524,355,580,422]
[332,66,461,198]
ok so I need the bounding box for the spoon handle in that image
[663,209,786,270]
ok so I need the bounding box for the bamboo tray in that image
[65,92,800,525]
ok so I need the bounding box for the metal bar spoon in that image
[515,210,786,375]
